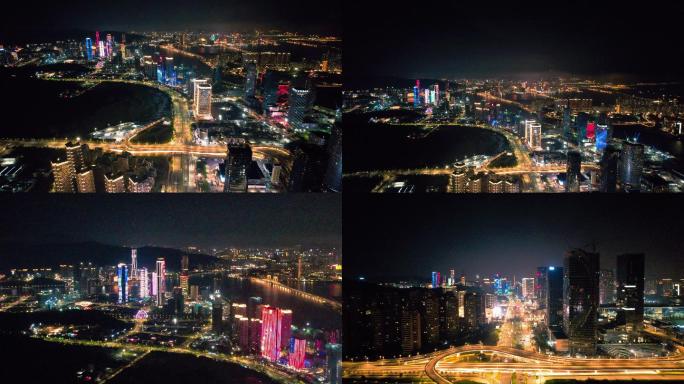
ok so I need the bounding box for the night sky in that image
[344,195,684,281]
[345,0,684,85]
[1,0,340,36]
[0,195,341,249]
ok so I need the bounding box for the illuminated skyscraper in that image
[565,150,581,192]
[85,37,93,61]
[212,298,224,334]
[599,269,615,305]
[120,33,126,60]
[98,40,105,58]
[288,338,306,369]
[616,253,644,337]
[180,255,189,295]
[223,138,252,193]
[521,277,535,299]
[288,87,312,130]
[131,249,138,276]
[620,140,644,192]
[139,267,149,298]
[563,249,600,356]
[431,271,441,288]
[106,33,112,59]
[535,267,548,309]
[117,263,128,304]
[164,57,176,85]
[600,145,620,192]
[151,271,158,296]
[244,62,257,98]
[155,258,166,306]
[413,80,420,108]
[260,306,291,361]
[193,81,213,120]
[66,141,88,174]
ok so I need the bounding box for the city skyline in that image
[2,0,341,37]
[344,195,684,279]
[345,0,684,84]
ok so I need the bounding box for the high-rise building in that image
[155,258,166,306]
[599,269,615,305]
[223,138,252,193]
[431,271,441,288]
[104,173,125,192]
[288,87,311,130]
[76,169,96,193]
[600,145,620,192]
[180,255,189,296]
[244,62,257,99]
[546,266,564,328]
[212,298,223,334]
[260,306,291,361]
[616,253,645,336]
[193,80,212,120]
[323,123,343,192]
[85,37,93,61]
[413,80,420,108]
[51,160,75,192]
[524,120,542,149]
[449,163,468,193]
[620,141,644,192]
[139,267,148,298]
[117,263,128,304]
[535,267,548,310]
[131,249,138,276]
[563,249,600,356]
[66,141,89,174]
[521,277,535,299]
[288,338,306,369]
[326,343,342,384]
[566,150,581,192]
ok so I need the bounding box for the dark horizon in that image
[0,195,341,250]
[1,0,341,39]
[344,195,684,281]
[345,0,684,84]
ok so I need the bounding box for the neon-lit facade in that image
[260,306,292,361]
[431,271,441,288]
[288,338,306,369]
[85,38,93,61]
[117,263,128,303]
[155,258,165,306]
[139,267,149,298]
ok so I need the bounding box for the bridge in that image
[344,344,684,383]
[249,277,342,313]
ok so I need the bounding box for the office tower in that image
[563,249,600,356]
[323,123,343,192]
[288,87,311,130]
[117,263,128,304]
[297,255,302,280]
[244,62,257,98]
[431,84,439,105]
[130,249,138,276]
[172,287,184,316]
[566,150,581,192]
[155,258,165,306]
[98,40,105,58]
[76,169,96,193]
[529,122,542,149]
[236,316,249,350]
[95,31,100,48]
[106,33,112,59]
[616,253,645,335]
[600,145,620,192]
[521,277,535,299]
[212,298,223,334]
[180,255,189,296]
[431,271,440,288]
[599,269,615,305]
[575,112,589,142]
[85,37,93,61]
[104,173,125,192]
[595,123,609,151]
[223,138,252,192]
[139,267,148,298]
[164,57,175,85]
[120,33,126,60]
[562,107,572,139]
[620,141,644,192]
[326,343,342,384]
[288,338,306,369]
[51,160,75,192]
[287,143,326,192]
[546,266,563,328]
[260,306,291,361]
[281,309,293,348]
[535,267,548,309]
[193,80,212,120]
[413,80,420,108]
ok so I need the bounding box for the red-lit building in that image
[260,306,292,361]
[288,338,306,369]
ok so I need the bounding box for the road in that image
[344,344,684,384]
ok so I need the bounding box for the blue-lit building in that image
[85,38,93,61]
[413,80,420,108]
[595,124,609,151]
[431,271,440,288]
[117,263,128,304]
